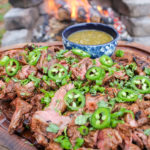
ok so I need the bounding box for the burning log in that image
[89,8,101,23]
[76,6,87,23]
[55,0,67,7]
[101,17,114,24]
[57,7,71,21]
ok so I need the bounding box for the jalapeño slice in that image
[28,51,41,66]
[71,49,91,58]
[90,107,111,129]
[86,66,105,81]
[64,89,85,111]
[5,58,20,76]
[99,55,113,67]
[131,76,150,94]
[117,89,138,102]
[48,64,67,82]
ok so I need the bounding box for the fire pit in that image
[2,0,150,47]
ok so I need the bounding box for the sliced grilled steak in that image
[132,130,149,149]
[8,97,32,134]
[31,84,74,145]
[48,83,74,112]
[0,80,6,100]
[97,128,122,150]
[71,58,93,80]
[16,65,37,80]
[15,81,35,99]
[84,130,99,148]
[31,110,71,143]
[124,142,141,150]
[36,50,58,72]
[46,142,63,150]
[5,80,16,100]
[85,93,107,112]
[67,125,81,146]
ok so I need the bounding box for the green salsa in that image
[68,30,113,45]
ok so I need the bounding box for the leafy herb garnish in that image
[46,123,59,133]
[47,54,51,61]
[144,67,150,76]
[12,77,20,82]
[56,49,68,60]
[73,138,84,150]
[28,73,40,87]
[43,67,48,74]
[75,114,91,125]
[54,129,72,149]
[125,63,137,77]
[144,128,150,136]
[115,50,124,57]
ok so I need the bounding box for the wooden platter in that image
[0,41,150,150]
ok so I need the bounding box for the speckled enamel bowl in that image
[62,23,119,58]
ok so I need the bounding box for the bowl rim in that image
[62,22,119,47]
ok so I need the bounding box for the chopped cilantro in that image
[125,63,137,77]
[56,49,68,60]
[110,79,124,89]
[74,80,83,89]
[89,87,97,96]
[92,59,96,65]
[21,79,30,86]
[4,76,10,83]
[54,129,72,149]
[43,67,48,74]
[46,123,59,133]
[47,54,51,61]
[73,138,84,150]
[65,57,78,65]
[42,75,50,85]
[12,77,20,82]
[75,114,91,125]
[72,64,78,68]
[115,50,124,57]
[20,93,26,96]
[144,67,150,76]
[97,100,108,108]
[97,99,116,110]
[144,128,150,136]
[108,67,117,76]
[41,96,51,106]
[28,74,40,87]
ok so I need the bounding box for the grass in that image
[0,0,11,46]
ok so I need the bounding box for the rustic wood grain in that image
[0,113,36,150]
[0,41,150,150]
[0,127,36,150]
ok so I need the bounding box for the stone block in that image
[1,29,32,47]
[112,0,150,17]
[4,7,39,30]
[122,16,150,37]
[9,0,43,8]
[38,1,49,15]
[133,36,150,46]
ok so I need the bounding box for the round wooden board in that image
[0,41,150,150]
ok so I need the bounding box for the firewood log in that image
[90,8,101,23]
[57,7,71,21]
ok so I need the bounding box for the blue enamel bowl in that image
[62,23,119,58]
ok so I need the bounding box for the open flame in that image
[46,0,125,33]
[46,0,103,22]
[66,0,91,22]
